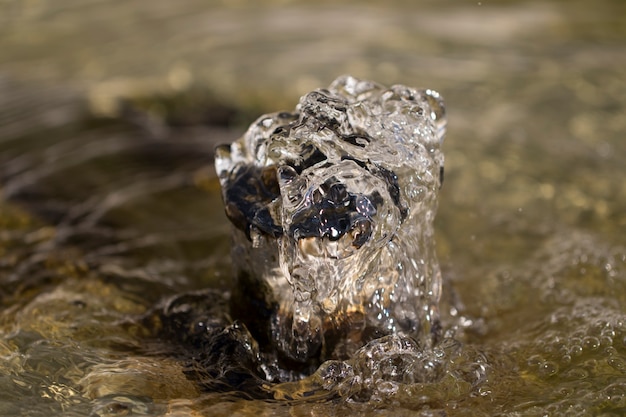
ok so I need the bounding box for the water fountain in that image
[216,75,446,372]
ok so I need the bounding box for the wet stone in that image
[216,75,446,367]
[147,290,270,397]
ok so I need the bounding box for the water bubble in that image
[570,344,584,357]
[607,357,626,373]
[583,336,600,351]
[600,336,614,347]
[601,327,616,338]
[91,395,158,417]
[563,367,589,380]
[605,383,626,407]
[527,354,543,367]
[539,361,559,378]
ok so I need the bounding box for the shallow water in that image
[1,0,625,416]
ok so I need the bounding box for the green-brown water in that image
[1,1,625,415]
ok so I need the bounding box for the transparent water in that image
[216,75,446,366]
[1,1,625,416]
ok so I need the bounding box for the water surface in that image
[1,1,625,415]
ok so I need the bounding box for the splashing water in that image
[216,75,447,366]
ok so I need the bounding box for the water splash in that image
[216,75,446,364]
[269,334,491,406]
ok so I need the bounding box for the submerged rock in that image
[216,75,446,366]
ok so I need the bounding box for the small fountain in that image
[216,75,447,370]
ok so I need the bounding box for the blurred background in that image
[1,0,625,229]
[1,0,625,415]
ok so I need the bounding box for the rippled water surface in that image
[1,1,625,416]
